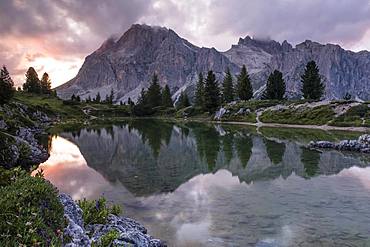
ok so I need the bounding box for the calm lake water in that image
[38,120,370,247]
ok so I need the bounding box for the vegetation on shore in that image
[0,168,65,246]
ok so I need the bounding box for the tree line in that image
[192,60,325,113]
[22,67,54,95]
[0,61,325,109]
[0,66,54,105]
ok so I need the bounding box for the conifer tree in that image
[127,97,134,106]
[40,72,52,94]
[262,70,286,100]
[146,73,162,108]
[76,95,81,102]
[177,91,190,109]
[108,89,114,104]
[161,85,173,107]
[23,67,41,93]
[236,65,253,100]
[86,96,92,103]
[204,70,220,112]
[0,66,15,104]
[71,94,76,101]
[301,61,325,100]
[222,67,234,103]
[195,72,205,109]
[95,92,101,103]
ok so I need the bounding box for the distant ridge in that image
[57,24,370,102]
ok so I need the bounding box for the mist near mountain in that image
[56,24,370,102]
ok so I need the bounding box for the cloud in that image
[0,0,153,86]
[139,0,370,51]
[1,0,370,87]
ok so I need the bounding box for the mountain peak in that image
[57,24,370,102]
[237,35,285,54]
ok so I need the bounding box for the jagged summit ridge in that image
[57,24,370,102]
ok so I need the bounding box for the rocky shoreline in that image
[309,134,370,153]
[59,194,166,247]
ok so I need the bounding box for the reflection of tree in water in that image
[235,134,253,168]
[301,147,321,178]
[263,139,286,165]
[39,134,53,155]
[222,134,234,165]
[127,120,174,158]
[179,125,190,139]
[190,123,221,171]
[104,126,115,139]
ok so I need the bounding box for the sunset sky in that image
[2,0,370,88]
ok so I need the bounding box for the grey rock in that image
[59,193,165,247]
[0,120,8,130]
[88,215,165,247]
[236,108,251,115]
[310,134,370,153]
[57,24,370,103]
[214,107,228,120]
[59,193,90,247]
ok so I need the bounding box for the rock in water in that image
[309,134,370,153]
[88,215,165,247]
[56,24,370,103]
[59,193,166,247]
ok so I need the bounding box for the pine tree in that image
[301,61,325,100]
[177,91,190,109]
[146,73,162,108]
[161,85,173,107]
[71,94,76,101]
[262,70,286,100]
[236,65,253,100]
[95,92,101,103]
[127,97,134,106]
[40,72,52,94]
[222,67,234,103]
[23,67,41,94]
[195,72,205,109]
[0,66,15,104]
[204,70,221,112]
[76,95,81,102]
[86,96,92,103]
[108,89,114,104]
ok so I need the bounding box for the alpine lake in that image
[37,119,370,247]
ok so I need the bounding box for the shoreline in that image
[100,116,370,133]
[212,120,370,133]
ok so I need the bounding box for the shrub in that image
[92,229,120,247]
[78,197,122,225]
[260,105,335,125]
[0,170,65,246]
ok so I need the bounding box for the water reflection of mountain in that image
[61,120,370,197]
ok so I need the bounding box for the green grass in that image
[14,92,84,120]
[330,104,370,127]
[219,112,257,123]
[260,105,335,125]
[224,100,282,112]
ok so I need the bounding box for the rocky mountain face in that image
[57,24,370,102]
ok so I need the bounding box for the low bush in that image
[78,197,122,225]
[92,229,120,247]
[260,105,335,125]
[0,169,65,246]
[331,104,370,127]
